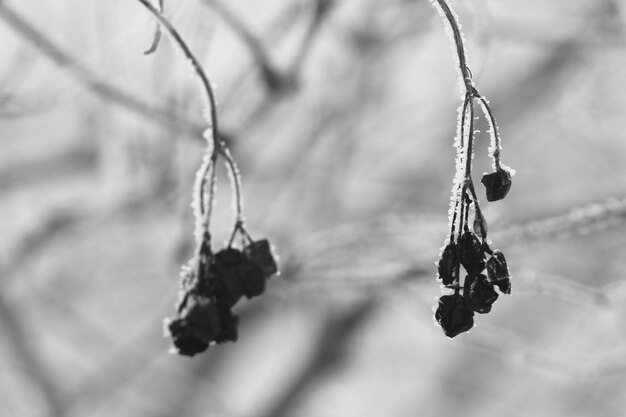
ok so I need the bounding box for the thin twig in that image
[474,91,502,169]
[135,0,246,231]
[434,0,473,91]
[433,0,505,171]
[134,0,219,138]
[144,0,164,55]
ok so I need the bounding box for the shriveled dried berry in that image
[215,247,246,269]
[437,243,457,285]
[167,319,209,356]
[459,231,485,274]
[238,258,266,298]
[214,247,267,302]
[214,248,246,307]
[213,307,239,344]
[486,250,511,294]
[481,169,512,202]
[214,268,243,307]
[465,274,499,314]
[166,297,221,357]
[245,239,278,278]
[435,294,474,338]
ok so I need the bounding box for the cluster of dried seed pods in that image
[165,236,278,356]
[432,0,515,337]
[134,0,279,356]
[436,232,511,338]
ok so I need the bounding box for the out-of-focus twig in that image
[0,2,205,138]
[494,196,626,244]
[288,0,336,79]
[257,299,378,417]
[0,143,97,193]
[218,1,302,110]
[0,209,80,281]
[0,291,68,417]
[202,0,335,99]
[200,0,288,93]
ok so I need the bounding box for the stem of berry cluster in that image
[435,0,479,245]
[434,0,473,92]
[135,0,245,233]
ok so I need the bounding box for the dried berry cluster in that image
[165,236,278,356]
[134,0,280,356]
[432,0,515,338]
[436,231,511,337]
[433,93,514,338]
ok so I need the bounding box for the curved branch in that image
[433,0,473,91]
[134,0,220,144]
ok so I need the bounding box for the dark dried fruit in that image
[168,320,209,356]
[213,307,239,344]
[214,248,246,307]
[435,294,474,338]
[486,250,511,294]
[238,259,266,298]
[459,231,485,273]
[167,298,221,357]
[481,169,512,202]
[245,239,278,278]
[215,247,246,269]
[437,243,458,285]
[214,268,243,307]
[214,247,267,302]
[465,274,499,314]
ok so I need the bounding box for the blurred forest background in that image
[1,0,626,416]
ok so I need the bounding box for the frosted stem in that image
[432,0,473,92]
[475,91,502,170]
[135,0,247,239]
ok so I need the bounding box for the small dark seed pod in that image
[213,268,243,308]
[465,274,499,314]
[459,231,486,274]
[481,168,512,202]
[167,297,221,357]
[437,243,458,285]
[214,248,247,307]
[245,239,278,279]
[213,307,240,344]
[238,258,266,298]
[215,247,246,269]
[486,250,511,295]
[435,294,474,338]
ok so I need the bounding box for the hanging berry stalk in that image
[432,0,514,338]
[134,0,279,356]
[144,0,164,55]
